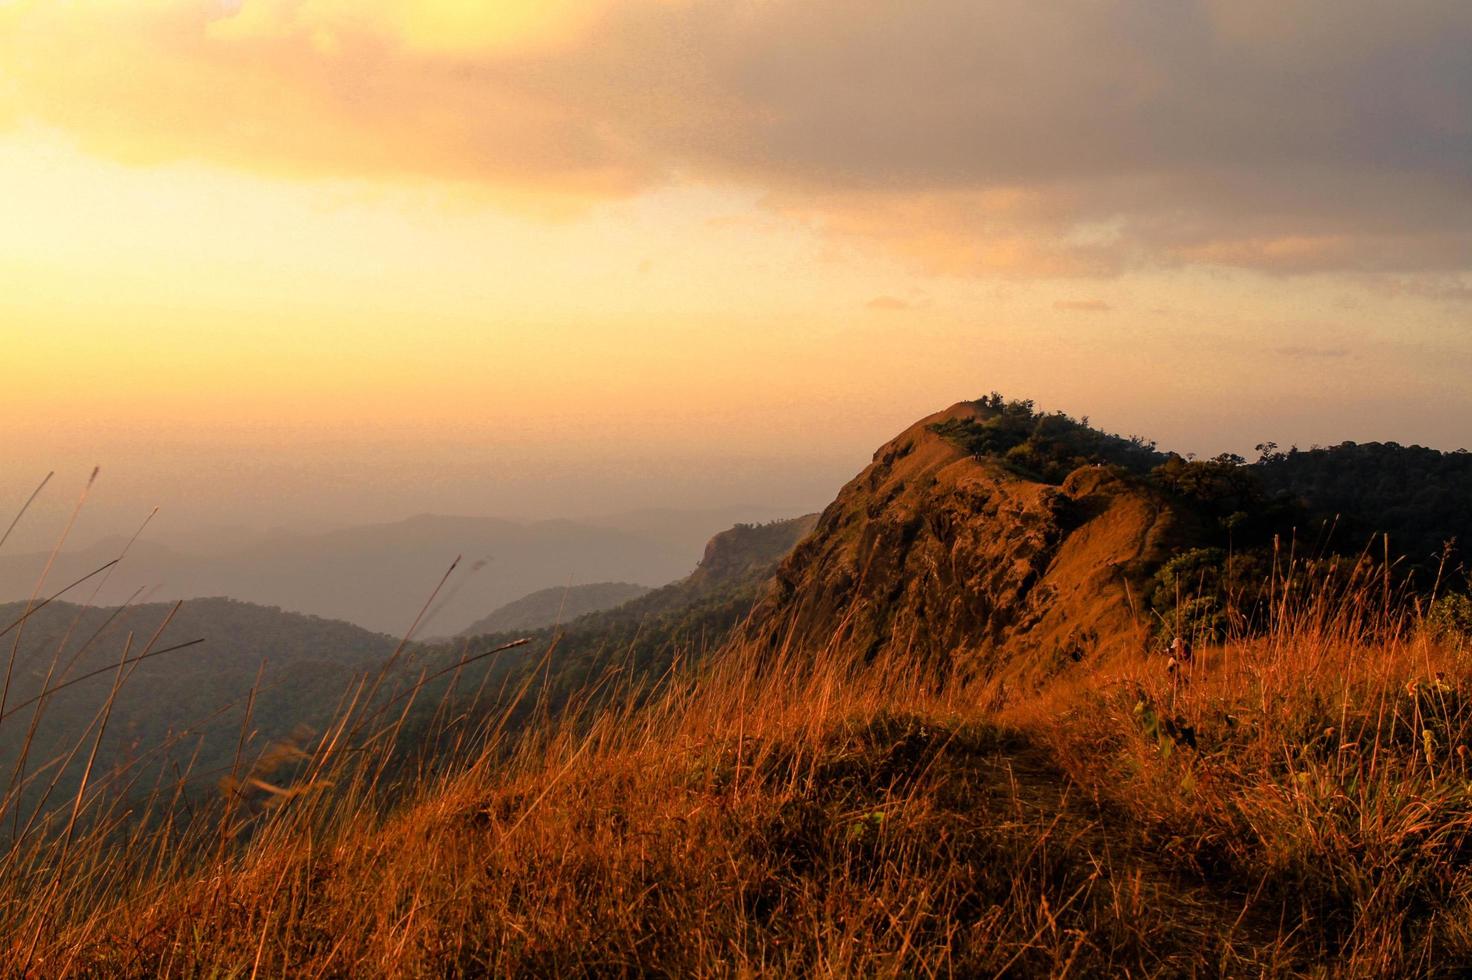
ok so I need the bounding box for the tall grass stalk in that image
[1,544,1470,975]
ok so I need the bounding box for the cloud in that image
[598,0,1472,277]
[865,295,912,311]
[0,1,652,202]
[1053,299,1112,313]
[2,0,1468,276]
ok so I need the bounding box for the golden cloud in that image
[2,0,1468,278]
[0,0,650,201]
[205,0,608,56]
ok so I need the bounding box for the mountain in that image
[17,398,1472,975]
[448,514,819,714]
[456,582,652,636]
[747,395,1472,688]
[0,597,397,817]
[746,401,1191,685]
[583,505,809,555]
[0,511,770,636]
[0,514,821,824]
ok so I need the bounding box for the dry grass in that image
[1024,561,1472,975]
[3,557,1472,976]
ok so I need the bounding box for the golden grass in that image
[3,559,1472,977]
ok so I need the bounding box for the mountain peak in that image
[747,402,1188,685]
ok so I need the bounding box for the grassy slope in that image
[6,405,1472,975]
[11,560,1472,977]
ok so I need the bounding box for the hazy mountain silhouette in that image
[455,582,652,637]
[0,515,816,820]
[0,507,794,636]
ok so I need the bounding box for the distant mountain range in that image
[0,506,797,636]
[0,596,398,818]
[455,582,652,637]
[0,514,819,821]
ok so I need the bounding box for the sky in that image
[2,0,1469,551]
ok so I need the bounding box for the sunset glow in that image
[3,0,1468,544]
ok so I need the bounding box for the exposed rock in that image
[686,515,821,593]
[747,402,1193,685]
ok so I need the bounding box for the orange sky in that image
[2,0,1469,548]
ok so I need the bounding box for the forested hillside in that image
[1255,441,1472,567]
[0,598,397,820]
[456,582,651,637]
[0,515,821,833]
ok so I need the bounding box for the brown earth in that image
[748,401,1194,686]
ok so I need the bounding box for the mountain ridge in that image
[455,581,653,637]
[746,401,1190,685]
[0,510,782,635]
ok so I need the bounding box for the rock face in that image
[748,402,1191,684]
[685,516,821,593]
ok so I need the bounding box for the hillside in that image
[747,401,1191,686]
[5,398,1472,975]
[444,515,820,718]
[25,564,1472,975]
[0,598,398,819]
[456,582,651,637]
[0,514,819,833]
[750,397,1472,688]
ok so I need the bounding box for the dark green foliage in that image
[0,517,817,837]
[1255,441,1472,569]
[0,598,397,821]
[1151,454,1261,513]
[1149,454,1304,559]
[1428,591,1472,646]
[1147,547,1234,642]
[930,393,1165,484]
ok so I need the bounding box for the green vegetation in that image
[1428,589,1472,648]
[0,515,818,850]
[0,598,396,821]
[1256,440,1472,568]
[929,392,1166,483]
